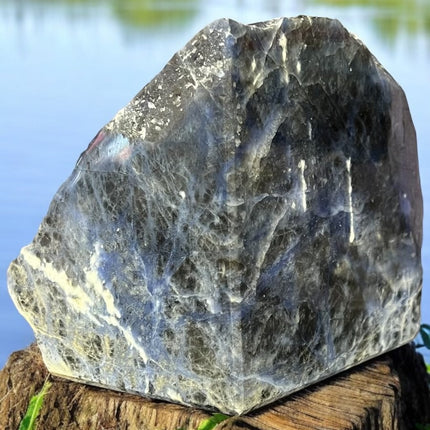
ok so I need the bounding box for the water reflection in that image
[2,0,200,29]
[2,0,429,40]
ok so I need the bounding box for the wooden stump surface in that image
[0,343,429,429]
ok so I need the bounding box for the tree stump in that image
[0,343,429,430]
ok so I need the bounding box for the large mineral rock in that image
[8,17,422,415]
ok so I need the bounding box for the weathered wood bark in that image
[0,343,429,430]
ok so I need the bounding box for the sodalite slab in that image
[8,16,422,415]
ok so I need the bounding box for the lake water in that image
[1,0,429,366]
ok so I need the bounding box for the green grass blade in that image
[197,413,229,430]
[19,380,51,430]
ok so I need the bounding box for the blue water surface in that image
[1,0,429,366]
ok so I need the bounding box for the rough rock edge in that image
[0,343,429,429]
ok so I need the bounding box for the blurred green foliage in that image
[111,0,199,29]
[309,0,430,42]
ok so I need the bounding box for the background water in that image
[0,0,429,367]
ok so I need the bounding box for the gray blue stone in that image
[7,16,422,415]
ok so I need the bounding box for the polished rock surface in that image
[8,16,422,415]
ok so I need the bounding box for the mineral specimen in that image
[8,16,422,415]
